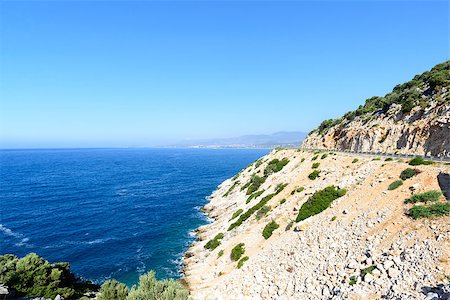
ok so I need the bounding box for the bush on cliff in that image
[308,170,320,180]
[409,157,433,166]
[388,180,403,190]
[228,192,277,231]
[404,191,442,204]
[204,233,224,250]
[126,271,189,300]
[262,221,279,239]
[399,168,421,180]
[98,280,129,300]
[312,162,320,169]
[263,158,289,176]
[296,186,347,222]
[246,174,266,195]
[0,253,97,299]
[237,256,249,269]
[246,190,264,204]
[230,209,243,220]
[230,243,245,261]
[407,202,450,219]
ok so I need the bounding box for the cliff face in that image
[302,61,450,157]
[302,101,450,156]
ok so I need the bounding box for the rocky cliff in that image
[302,61,450,157]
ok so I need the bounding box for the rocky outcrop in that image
[302,61,450,157]
[302,101,450,157]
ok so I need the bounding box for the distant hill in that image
[303,60,450,157]
[167,131,307,148]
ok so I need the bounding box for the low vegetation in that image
[224,181,240,197]
[264,158,289,176]
[280,198,286,204]
[230,209,243,220]
[98,280,129,300]
[246,174,266,195]
[246,190,264,204]
[385,157,393,161]
[407,203,450,219]
[404,191,442,204]
[262,221,279,239]
[0,253,97,299]
[321,153,328,159]
[126,271,189,300]
[399,168,421,180]
[204,233,224,250]
[312,162,320,169]
[311,155,318,161]
[349,276,357,285]
[308,170,320,180]
[409,157,433,166]
[360,265,377,278]
[388,180,403,190]
[296,186,347,222]
[230,243,245,261]
[275,183,288,193]
[291,186,304,195]
[228,192,277,231]
[255,205,271,220]
[218,250,224,257]
[352,158,359,163]
[237,256,249,269]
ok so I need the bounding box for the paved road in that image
[299,147,450,163]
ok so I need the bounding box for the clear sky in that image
[0,0,448,148]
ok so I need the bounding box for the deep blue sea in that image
[0,148,268,285]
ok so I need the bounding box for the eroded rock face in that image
[302,101,450,157]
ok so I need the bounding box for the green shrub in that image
[224,181,240,197]
[321,153,328,159]
[296,186,347,222]
[254,159,263,168]
[256,205,271,220]
[404,191,442,204]
[349,276,357,285]
[407,203,450,219]
[296,187,304,193]
[385,157,393,161]
[308,170,320,180]
[388,180,403,190]
[246,175,266,195]
[204,233,224,250]
[275,183,288,194]
[237,256,249,269]
[312,162,320,169]
[264,158,289,176]
[262,221,279,239]
[400,168,420,180]
[228,192,277,231]
[409,157,433,166]
[246,190,264,204]
[218,250,224,257]
[0,253,97,299]
[285,220,294,231]
[98,280,129,300]
[360,265,376,278]
[230,209,243,220]
[301,158,305,162]
[372,157,381,161]
[280,199,286,205]
[230,243,245,261]
[331,216,337,221]
[352,158,359,163]
[126,271,188,300]
[311,155,318,161]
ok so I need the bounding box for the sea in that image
[0,148,269,286]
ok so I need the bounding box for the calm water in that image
[0,148,268,285]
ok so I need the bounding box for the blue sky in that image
[0,1,448,148]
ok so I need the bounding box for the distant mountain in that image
[167,131,307,148]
